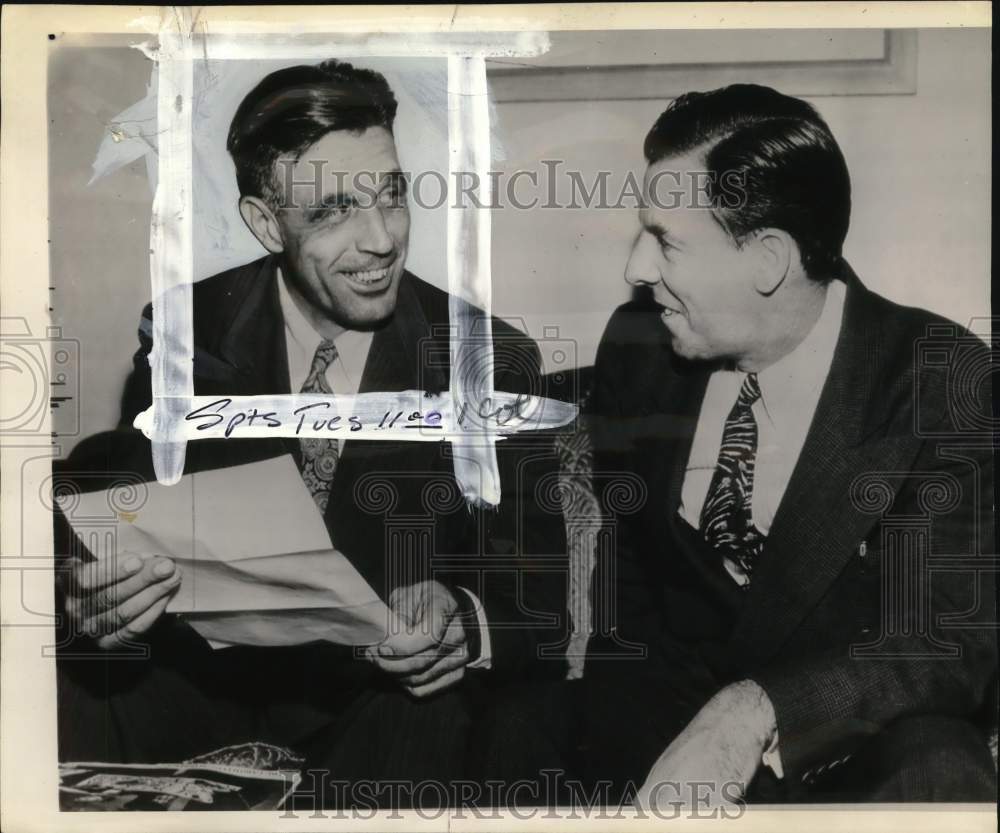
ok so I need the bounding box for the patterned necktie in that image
[298,339,340,514]
[699,373,765,581]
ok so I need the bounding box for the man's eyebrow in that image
[380,169,408,189]
[306,171,408,214]
[316,191,354,208]
[643,219,677,244]
[318,171,406,202]
[359,169,407,189]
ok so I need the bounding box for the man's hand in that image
[366,580,470,698]
[63,553,182,650]
[636,680,776,810]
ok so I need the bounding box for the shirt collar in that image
[276,267,373,391]
[755,278,847,429]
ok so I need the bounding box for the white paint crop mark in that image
[139,15,572,507]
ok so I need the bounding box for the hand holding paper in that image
[60,455,401,649]
[63,551,182,650]
[366,580,470,698]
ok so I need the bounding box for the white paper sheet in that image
[60,455,397,647]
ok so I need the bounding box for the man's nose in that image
[624,233,660,287]
[356,207,394,256]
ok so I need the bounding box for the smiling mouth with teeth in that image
[342,265,392,285]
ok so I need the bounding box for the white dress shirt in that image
[277,269,492,668]
[678,279,846,776]
[278,271,374,396]
[679,279,847,585]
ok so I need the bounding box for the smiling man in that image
[232,94,411,337]
[484,84,995,807]
[55,60,567,807]
[591,84,996,804]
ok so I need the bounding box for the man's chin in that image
[662,319,691,353]
[667,332,711,362]
[340,310,396,332]
[326,295,399,332]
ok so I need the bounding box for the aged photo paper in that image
[1,3,994,832]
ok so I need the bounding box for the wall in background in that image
[490,27,991,371]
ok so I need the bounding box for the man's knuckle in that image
[117,624,138,643]
[112,605,129,629]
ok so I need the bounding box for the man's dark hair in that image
[644,84,851,281]
[227,59,398,206]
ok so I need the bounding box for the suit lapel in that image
[187,256,295,472]
[331,273,443,472]
[322,283,414,535]
[325,273,447,594]
[357,273,447,395]
[727,271,921,668]
[214,255,291,396]
[323,274,445,547]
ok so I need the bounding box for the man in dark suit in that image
[55,59,567,803]
[485,84,995,805]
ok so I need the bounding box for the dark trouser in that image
[289,684,479,811]
[57,618,479,809]
[476,675,997,805]
[57,622,262,764]
[472,673,698,806]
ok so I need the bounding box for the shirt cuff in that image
[457,587,492,669]
[762,730,784,779]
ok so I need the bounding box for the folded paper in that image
[60,455,398,647]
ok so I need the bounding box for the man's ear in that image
[751,228,795,296]
[239,196,285,254]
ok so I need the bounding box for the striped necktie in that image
[699,373,765,581]
[298,339,340,514]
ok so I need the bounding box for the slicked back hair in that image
[227,59,398,206]
[644,84,851,282]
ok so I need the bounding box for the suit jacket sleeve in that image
[54,301,177,652]
[751,340,997,781]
